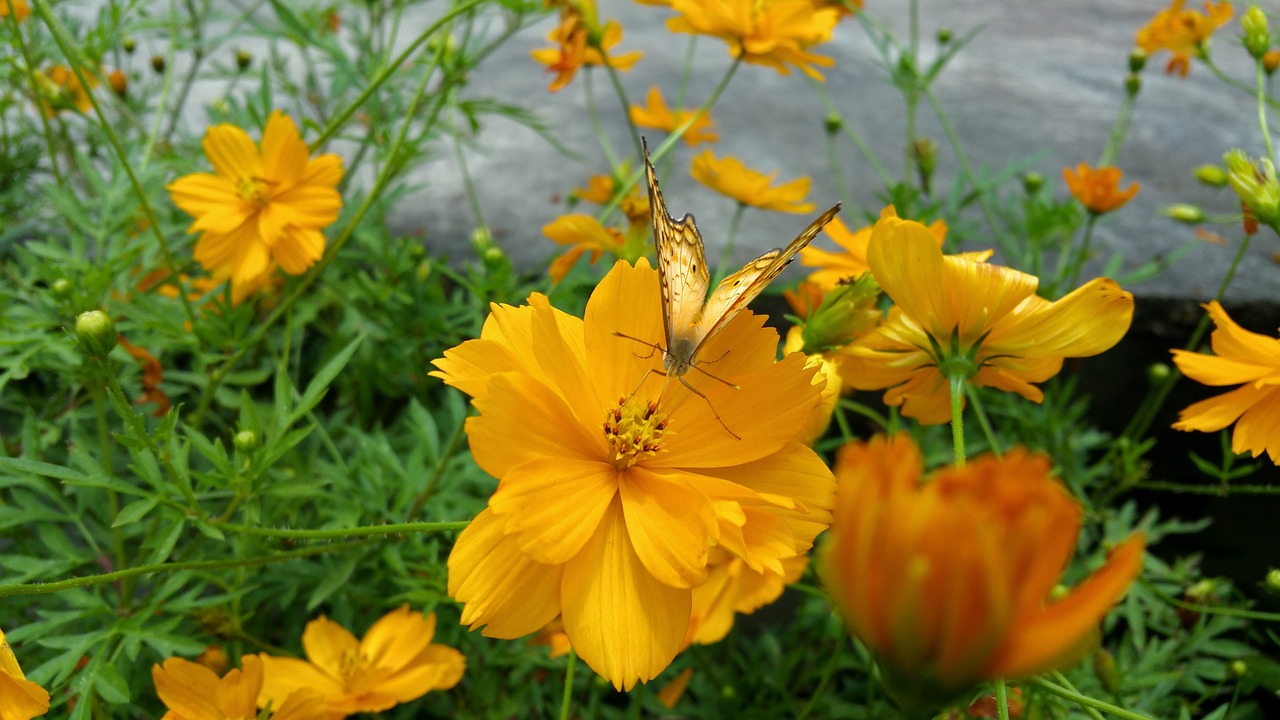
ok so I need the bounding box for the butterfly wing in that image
[695,203,842,345]
[646,145,710,367]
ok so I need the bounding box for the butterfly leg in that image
[676,376,741,440]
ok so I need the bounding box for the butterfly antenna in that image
[677,376,741,440]
[612,331,662,360]
[689,362,741,390]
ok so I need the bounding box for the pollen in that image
[603,396,669,470]
[236,175,272,207]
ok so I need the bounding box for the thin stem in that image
[1134,480,1280,495]
[6,10,66,191]
[805,78,894,187]
[1258,57,1276,162]
[583,69,621,169]
[1203,55,1280,111]
[218,520,470,539]
[560,648,577,720]
[1049,671,1108,720]
[923,86,1003,239]
[1061,212,1099,293]
[994,680,1010,720]
[795,640,842,720]
[599,49,644,160]
[1097,91,1136,168]
[161,0,209,144]
[825,129,852,208]
[407,419,468,520]
[964,384,1002,455]
[950,371,967,467]
[1027,676,1155,720]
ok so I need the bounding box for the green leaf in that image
[0,456,87,483]
[291,336,363,423]
[92,661,131,703]
[112,497,158,527]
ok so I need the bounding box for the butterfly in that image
[645,143,841,383]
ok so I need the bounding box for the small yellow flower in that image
[167,111,344,288]
[800,206,947,290]
[841,214,1134,424]
[257,606,465,719]
[667,0,840,80]
[531,2,643,92]
[1172,301,1280,464]
[37,65,98,116]
[1063,163,1140,214]
[543,213,627,281]
[629,86,718,146]
[153,655,322,720]
[432,259,834,690]
[1135,0,1234,77]
[1,0,30,23]
[690,150,815,213]
[783,326,843,444]
[0,628,49,720]
[687,549,808,646]
[821,436,1146,710]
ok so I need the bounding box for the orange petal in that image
[1172,384,1261,432]
[214,655,262,719]
[488,457,618,565]
[301,616,360,678]
[1203,301,1280,366]
[467,373,603,479]
[260,111,307,189]
[256,654,343,712]
[202,122,262,182]
[1230,386,1280,462]
[152,657,222,720]
[619,467,717,588]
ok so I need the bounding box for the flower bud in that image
[1093,649,1122,695]
[470,225,495,254]
[1125,72,1142,96]
[150,55,166,73]
[196,645,229,676]
[1266,568,1280,590]
[235,49,252,72]
[1194,164,1228,187]
[123,37,136,54]
[824,111,842,135]
[1242,6,1271,59]
[801,275,882,353]
[233,430,259,453]
[1224,148,1280,224]
[1022,172,1044,194]
[1147,362,1172,384]
[1230,660,1248,677]
[50,278,73,299]
[1265,49,1280,74]
[1163,203,1206,223]
[913,137,938,179]
[1128,48,1147,73]
[936,28,953,44]
[75,310,117,358]
[107,69,127,98]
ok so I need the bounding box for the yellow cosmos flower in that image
[37,65,98,116]
[691,150,815,213]
[543,213,627,282]
[821,436,1146,709]
[667,0,840,80]
[841,214,1134,424]
[153,655,322,720]
[1135,0,1233,77]
[1063,163,1140,214]
[0,628,49,720]
[167,111,344,288]
[571,168,650,228]
[257,606,465,719]
[531,3,643,92]
[783,325,843,444]
[1,0,30,22]
[629,86,719,146]
[432,259,835,689]
[1172,301,1280,464]
[800,206,948,290]
[687,549,808,646]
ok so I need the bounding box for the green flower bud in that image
[1163,203,1206,224]
[823,111,842,135]
[233,430,259,453]
[1231,659,1249,677]
[151,55,166,74]
[50,278,73,299]
[1128,48,1148,73]
[936,28,953,44]
[1194,164,1228,187]
[1224,148,1280,224]
[1266,568,1280,590]
[1022,172,1044,195]
[1125,72,1142,96]
[471,225,495,253]
[913,137,938,177]
[801,275,882,353]
[123,37,137,54]
[235,49,252,72]
[1147,362,1172,384]
[1093,649,1122,695]
[75,310,117,359]
[1243,6,1271,59]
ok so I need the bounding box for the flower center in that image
[603,396,668,470]
[338,647,368,683]
[236,175,272,208]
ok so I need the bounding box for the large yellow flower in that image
[531,2,643,92]
[800,206,947,290]
[257,607,465,719]
[1172,301,1280,464]
[821,436,1145,708]
[432,259,835,689]
[840,214,1133,424]
[167,111,344,288]
[153,655,321,720]
[667,0,840,80]
[690,150,815,213]
[1135,0,1233,77]
[629,86,719,146]
[1063,163,1140,214]
[0,628,48,720]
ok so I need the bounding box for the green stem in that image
[1060,212,1099,293]
[94,391,129,605]
[1203,55,1280,111]
[583,69,621,170]
[1144,580,1280,621]
[217,520,469,540]
[1258,58,1276,162]
[923,86,1003,239]
[795,640,842,720]
[560,647,577,720]
[1027,676,1155,720]
[1097,91,1136,168]
[825,128,852,208]
[950,371,967,467]
[599,49,644,160]
[407,419,468,520]
[1049,671,1107,720]
[964,384,1002,455]
[994,680,1009,720]
[1134,480,1280,495]
[0,539,374,599]
[5,10,66,191]
[805,78,894,188]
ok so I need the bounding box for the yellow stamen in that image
[236,175,272,207]
[603,396,668,470]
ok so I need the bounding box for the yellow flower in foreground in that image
[629,86,718,145]
[668,0,840,80]
[0,628,49,720]
[432,259,834,689]
[691,150,815,213]
[1,0,30,22]
[801,206,947,290]
[821,436,1145,709]
[153,655,321,720]
[257,606,464,719]
[531,4,643,92]
[543,213,627,282]
[167,110,343,287]
[841,214,1134,424]
[1172,301,1280,464]
[1135,0,1233,77]
[1063,163,1140,214]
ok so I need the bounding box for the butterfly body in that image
[644,145,840,380]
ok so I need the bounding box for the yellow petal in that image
[561,499,691,690]
[202,123,262,183]
[214,655,262,719]
[152,658,222,720]
[193,222,272,286]
[302,154,344,188]
[301,616,360,678]
[1172,349,1280,386]
[269,689,328,720]
[260,111,307,190]
[1173,384,1261,432]
[1203,301,1280,365]
[582,259,667,404]
[362,643,466,703]
[488,457,618,565]
[359,606,435,674]
[272,226,325,275]
[273,185,343,229]
[0,667,49,720]
[448,508,563,639]
[619,467,716,588]
[1230,385,1280,462]
[167,174,250,233]
[467,373,603,479]
[256,655,343,713]
[988,277,1133,359]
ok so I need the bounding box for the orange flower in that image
[167,111,344,288]
[821,436,1145,709]
[1,0,31,23]
[118,336,171,417]
[153,655,322,720]
[432,259,834,689]
[0,627,49,720]
[531,3,643,92]
[1063,164,1140,214]
[1172,301,1280,464]
[667,0,840,80]
[690,150,814,213]
[543,213,627,281]
[1135,0,1233,77]
[800,206,947,290]
[841,214,1133,424]
[257,606,465,719]
[37,65,98,116]
[629,86,718,146]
